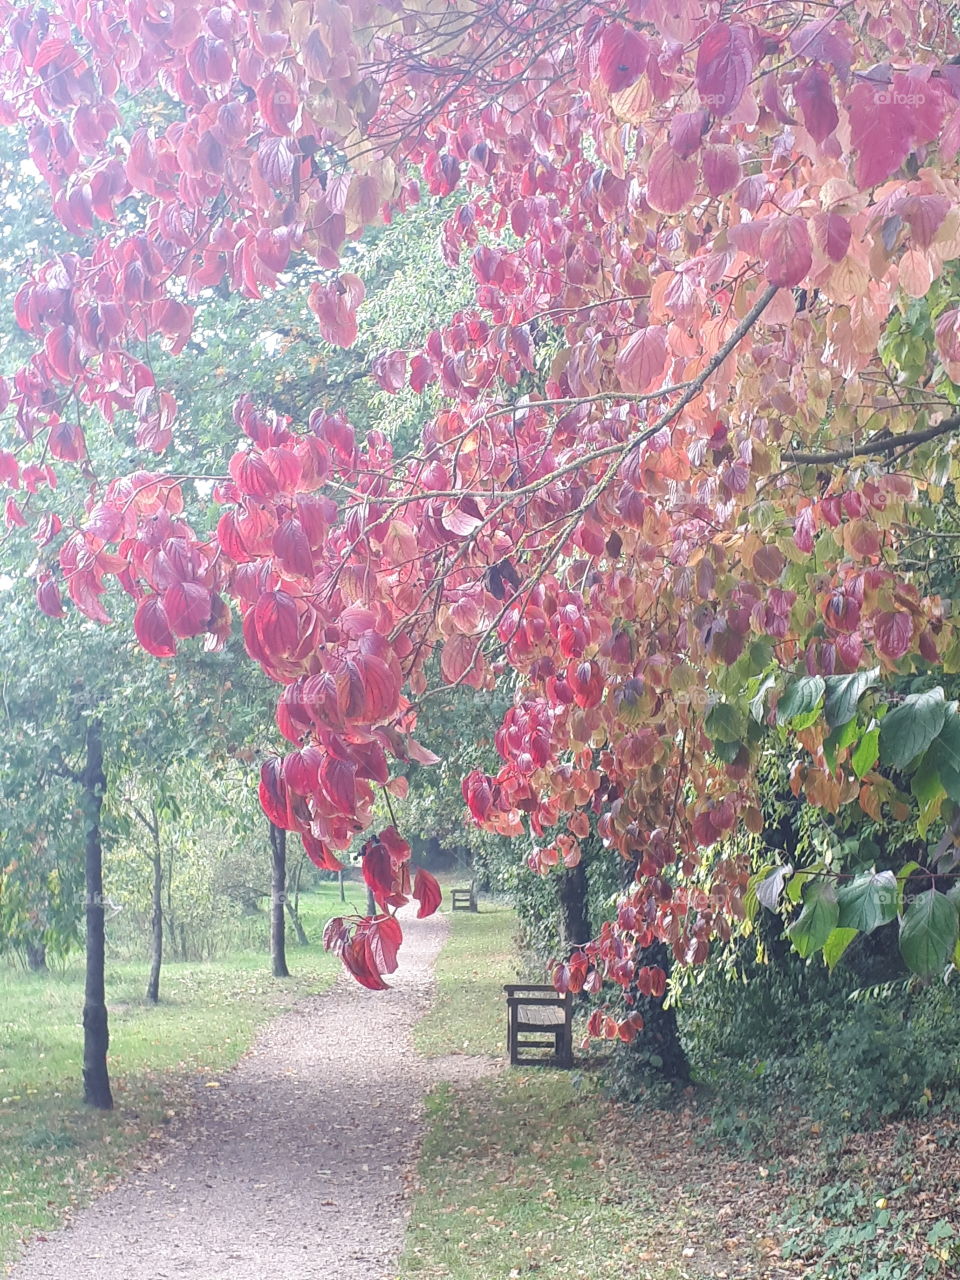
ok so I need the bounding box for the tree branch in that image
[786,414,960,465]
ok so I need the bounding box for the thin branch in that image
[786,414,960,465]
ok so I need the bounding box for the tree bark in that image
[81,717,113,1110]
[146,831,163,1003]
[25,939,47,972]
[558,859,590,952]
[338,869,346,903]
[621,856,690,1086]
[269,821,290,978]
[285,853,309,946]
[365,885,376,917]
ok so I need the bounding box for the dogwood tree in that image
[3,0,960,1018]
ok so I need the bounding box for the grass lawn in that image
[414,901,519,1057]
[400,903,691,1280]
[0,883,347,1268]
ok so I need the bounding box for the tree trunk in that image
[365,885,376,917]
[146,835,163,1003]
[25,939,47,972]
[621,856,690,1086]
[269,821,290,978]
[631,939,691,1085]
[338,869,346,902]
[81,718,113,1110]
[559,859,590,952]
[285,853,309,946]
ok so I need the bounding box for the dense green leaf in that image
[776,676,825,728]
[823,927,858,971]
[879,687,947,770]
[705,701,745,742]
[899,890,959,976]
[788,877,839,959]
[836,870,898,934]
[851,726,880,779]
[823,668,880,730]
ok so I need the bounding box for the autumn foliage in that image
[4,0,960,1011]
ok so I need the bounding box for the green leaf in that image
[823,927,858,971]
[776,675,825,729]
[837,870,898,933]
[879,687,947,770]
[705,701,745,743]
[756,864,792,912]
[851,727,880,779]
[824,716,859,772]
[786,860,825,905]
[749,673,776,725]
[788,877,839,959]
[899,889,960,976]
[823,668,880,730]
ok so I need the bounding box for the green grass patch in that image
[0,884,346,1268]
[400,1072,686,1280]
[404,901,693,1280]
[414,902,518,1057]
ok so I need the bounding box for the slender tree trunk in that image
[285,854,309,946]
[269,821,290,978]
[81,718,113,1110]
[338,869,346,902]
[25,939,47,972]
[146,832,163,1003]
[559,860,590,952]
[365,885,376,917]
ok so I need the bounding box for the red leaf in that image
[48,420,86,462]
[695,22,754,118]
[36,577,65,618]
[302,833,343,872]
[362,839,396,908]
[379,826,411,862]
[308,274,365,348]
[134,595,177,657]
[794,63,838,143]
[254,589,300,656]
[875,610,913,660]
[761,215,813,288]
[440,633,484,687]
[162,582,212,638]
[0,451,19,488]
[367,914,403,974]
[615,326,667,393]
[413,868,442,919]
[259,759,289,829]
[645,147,696,214]
[257,70,298,135]
[597,24,648,94]
[812,212,851,263]
[342,935,389,990]
[273,517,314,579]
[319,754,357,815]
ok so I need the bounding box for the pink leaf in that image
[646,147,696,214]
[695,23,754,118]
[794,63,838,143]
[615,326,667,393]
[761,216,813,288]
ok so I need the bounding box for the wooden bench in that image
[504,984,573,1068]
[451,886,477,912]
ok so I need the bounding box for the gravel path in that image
[10,907,496,1280]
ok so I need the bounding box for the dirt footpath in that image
[10,908,494,1280]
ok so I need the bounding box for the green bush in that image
[679,926,960,1142]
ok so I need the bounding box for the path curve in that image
[11,907,495,1280]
